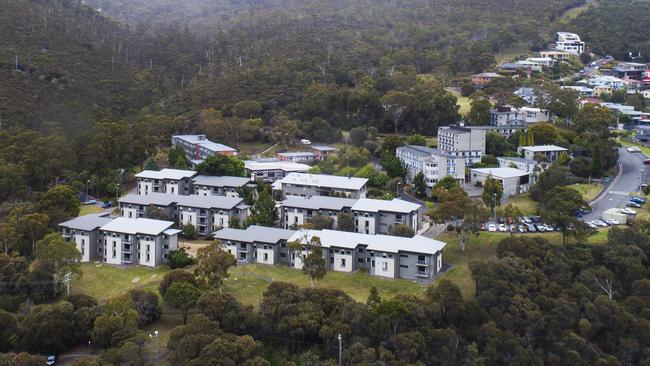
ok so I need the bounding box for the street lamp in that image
[86,179,90,204]
[115,183,120,202]
[396,182,401,198]
[492,193,497,220]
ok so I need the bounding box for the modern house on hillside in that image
[552,32,585,55]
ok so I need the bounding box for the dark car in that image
[644,159,650,165]
[530,216,541,223]
[630,197,646,204]
[101,201,113,209]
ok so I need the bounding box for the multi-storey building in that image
[437,126,486,165]
[497,156,546,184]
[135,169,197,195]
[60,214,114,262]
[311,145,339,161]
[171,135,237,163]
[214,226,447,280]
[244,160,311,182]
[489,106,550,126]
[280,196,420,235]
[281,196,357,229]
[60,216,180,267]
[119,192,249,236]
[396,145,465,194]
[277,173,368,199]
[588,76,627,90]
[553,32,585,55]
[192,175,251,198]
[518,145,568,162]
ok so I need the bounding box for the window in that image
[357,258,364,263]
[341,258,346,267]
[263,253,268,262]
[400,265,408,268]
[382,262,388,271]
[400,254,408,258]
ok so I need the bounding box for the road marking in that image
[608,191,630,196]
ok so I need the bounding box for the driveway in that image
[582,147,648,221]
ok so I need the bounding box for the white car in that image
[498,224,508,232]
[622,208,637,215]
[627,146,641,153]
[488,224,497,232]
[586,222,598,229]
[604,219,620,225]
[593,220,609,227]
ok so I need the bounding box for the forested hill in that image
[0,0,206,132]
[571,0,650,62]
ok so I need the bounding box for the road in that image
[582,147,649,221]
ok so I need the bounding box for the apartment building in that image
[352,198,420,235]
[552,32,585,55]
[119,192,249,236]
[396,145,465,195]
[60,216,180,267]
[277,173,368,199]
[518,145,568,162]
[489,106,550,126]
[171,135,237,163]
[281,196,357,229]
[244,160,311,182]
[437,126,486,165]
[280,196,420,235]
[135,168,197,195]
[60,214,113,262]
[276,151,317,163]
[215,226,447,280]
[192,175,251,198]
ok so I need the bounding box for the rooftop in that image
[352,198,421,213]
[519,145,568,152]
[277,152,317,158]
[120,192,244,209]
[135,168,197,180]
[100,217,174,235]
[281,196,357,211]
[214,225,295,244]
[192,175,250,188]
[279,173,368,190]
[472,72,503,78]
[288,229,446,255]
[244,160,311,172]
[59,213,113,231]
[470,167,531,179]
[497,156,536,164]
[397,145,454,158]
[311,145,339,152]
[173,135,237,153]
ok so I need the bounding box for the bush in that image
[159,269,198,298]
[446,223,456,232]
[167,248,194,269]
[181,224,197,239]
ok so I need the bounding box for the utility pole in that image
[338,333,342,366]
[492,193,497,220]
[396,182,401,198]
[86,179,90,203]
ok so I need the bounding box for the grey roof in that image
[244,160,311,172]
[519,145,568,152]
[470,167,531,179]
[172,135,237,152]
[119,193,177,206]
[100,217,174,235]
[438,126,469,135]
[497,156,536,164]
[120,192,243,210]
[277,152,316,158]
[311,145,339,152]
[214,225,295,244]
[352,198,421,213]
[279,173,368,191]
[515,87,535,98]
[135,168,197,180]
[289,229,446,255]
[176,195,243,210]
[59,214,113,231]
[192,175,250,188]
[398,145,454,158]
[281,196,357,211]
[468,125,525,130]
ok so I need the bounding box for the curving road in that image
[582,147,649,221]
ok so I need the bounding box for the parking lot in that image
[481,216,561,234]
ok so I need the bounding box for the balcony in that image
[415,272,429,278]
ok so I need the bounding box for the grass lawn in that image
[571,183,604,202]
[505,193,538,215]
[224,263,426,306]
[445,88,471,117]
[78,205,103,216]
[73,263,170,302]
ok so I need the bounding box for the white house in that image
[553,32,585,55]
[518,145,568,162]
[469,167,532,199]
[588,76,628,90]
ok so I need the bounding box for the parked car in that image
[517,225,526,233]
[593,220,608,227]
[629,197,646,204]
[604,219,620,225]
[488,224,497,232]
[101,201,113,209]
[586,221,598,229]
[523,217,532,224]
[627,146,641,153]
[621,208,637,215]
[644,159,650,165]
[84,199,97,205]
[627,201,642,208]
[497,217,505,224]
[498,224,508,232]
[530,216,541,223]
[509,224,517,232]
[534,224,546,232]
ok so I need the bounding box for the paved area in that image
[583,147,649,221]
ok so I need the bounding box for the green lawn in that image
[445,88,471,117]
[78,205,103,216]
[505,193,538,215]
[571,183,604,202]
[224,264,426,306]
[72,263,170,302]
